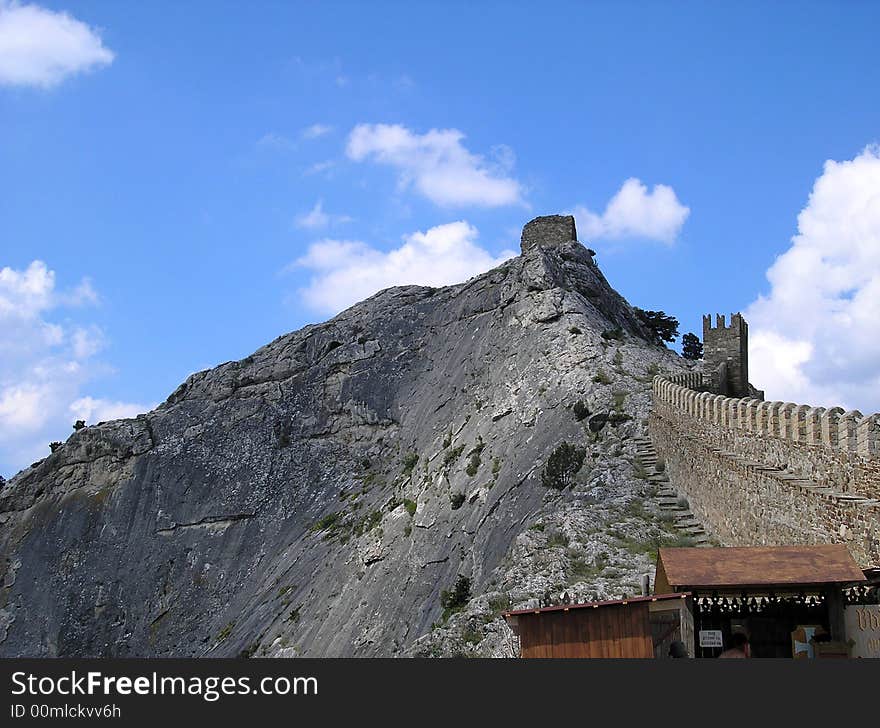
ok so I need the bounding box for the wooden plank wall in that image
[519,603,654,658]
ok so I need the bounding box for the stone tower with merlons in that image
[702,313,751,398]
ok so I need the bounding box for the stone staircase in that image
[633,436,712,547]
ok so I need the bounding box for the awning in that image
[656,544,866,593]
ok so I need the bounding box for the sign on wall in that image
[845,606,880,658]
[698,629,723,648]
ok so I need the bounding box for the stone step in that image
[677,526,706,536]
[674,517,701,527]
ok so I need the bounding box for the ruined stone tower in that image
[702,313,750,398]
[520,214,577,252]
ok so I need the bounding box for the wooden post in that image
[826,587,846,641]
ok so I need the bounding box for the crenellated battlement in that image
[702,312,748,333]
[649,372,880,566]
[651,374,880,459]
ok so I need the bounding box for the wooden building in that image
[655,545,867,658]
[503,592,691,658]
[504,545,876,658]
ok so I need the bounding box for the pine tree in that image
[633,308,679,344]
[681,332,703,360]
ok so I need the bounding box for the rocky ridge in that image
[0,215,696,657]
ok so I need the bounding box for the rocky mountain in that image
[0,215,694,657]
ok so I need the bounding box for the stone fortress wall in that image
[648,318,880,568]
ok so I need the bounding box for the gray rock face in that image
[0,220,688,657]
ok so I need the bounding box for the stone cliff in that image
[0,216,692,657]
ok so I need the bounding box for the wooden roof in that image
[503,591,689,618]
[656,545,866,591]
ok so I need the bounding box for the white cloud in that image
[746,145,880,412]
[0,261,151,476]
[303,160,335,177]
[0,1,114,88]
[256,132,296,151]
[292,221,516,314]
[70,325,105,359]
[301,123,332,140]
[294,200,352,230]
[572,178,690,244]
[346,123,525,208]
[69,396,147,424]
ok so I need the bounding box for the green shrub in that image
[541,442,587,490]
[547,529,570,548]
[311,512,342,532]
[488,594,511,615]
[664,534,696,548]
[466,453,481,477]
[365,510,383,531]
[402,451,419,474]
[403,498,417,517]
[450,491,466,510]
[462,626,483,645]
[443,444,466,468]
[592,370,612,385]
[440,575,472,621]
[601,327,624,341]
[624,499,649,519]
[568,326,582,335]
[568,557,602,582]
[613,350,624,366]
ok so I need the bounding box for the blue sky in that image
[2,1,880,475]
